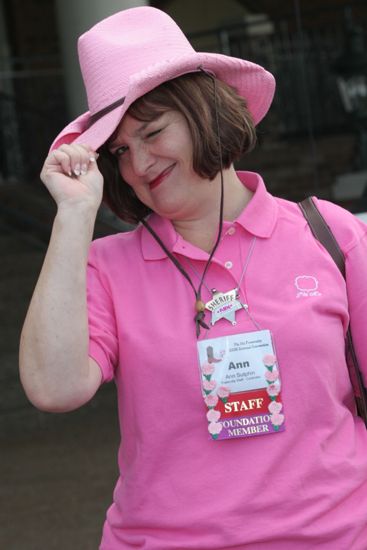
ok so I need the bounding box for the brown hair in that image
[98,72,257,224]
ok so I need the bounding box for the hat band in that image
[86,67,216,131]
[87,96,126,128]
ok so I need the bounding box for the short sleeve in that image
[87,242,119,383]
[345,232,367,387]
[316,199,367,387]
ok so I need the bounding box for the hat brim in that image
[50,52,275,152]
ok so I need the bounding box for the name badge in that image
[197,330,285,440]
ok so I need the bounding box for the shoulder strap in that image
[299,197,367,425]
[298,197,345,277]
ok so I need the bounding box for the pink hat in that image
[50,6,275,152]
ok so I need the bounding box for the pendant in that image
[205,288,243,326]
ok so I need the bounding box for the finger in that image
[48,149,73,177]
[77,143,97,156]
[58,144,99,176]
[77,143,99,172]
[73,144,98,175]
[58,144,83,176]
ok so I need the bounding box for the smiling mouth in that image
[148,164,175,190]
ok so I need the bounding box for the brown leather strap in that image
[87,96,126,128]
[346,327,367,422]
[299,197,367,425]
[299,197,345,277]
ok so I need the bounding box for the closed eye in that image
[146,128,162,139]
[111,127,162,157]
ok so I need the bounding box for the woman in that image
[19,6,367,549]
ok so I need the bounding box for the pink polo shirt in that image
[87,172,367,549]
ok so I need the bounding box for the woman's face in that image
[107,110,213,221]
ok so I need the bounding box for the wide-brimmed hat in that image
[50,6,276,152]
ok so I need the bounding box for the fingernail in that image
[81,163,88,175]
[74,164,81,176]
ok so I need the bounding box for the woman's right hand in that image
[40,143,104,213]
[22,142,105,412]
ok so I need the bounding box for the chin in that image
[152,199,184,219]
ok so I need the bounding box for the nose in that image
[130,144,155,177]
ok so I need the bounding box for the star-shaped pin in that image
[205,289,243,326]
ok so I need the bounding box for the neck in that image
[172,168,253,253]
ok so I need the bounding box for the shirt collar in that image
[235,171,278,238]
[140,171,278,260]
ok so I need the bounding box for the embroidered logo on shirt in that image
[295,275,321,298]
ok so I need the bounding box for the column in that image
[55,0,147,118]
